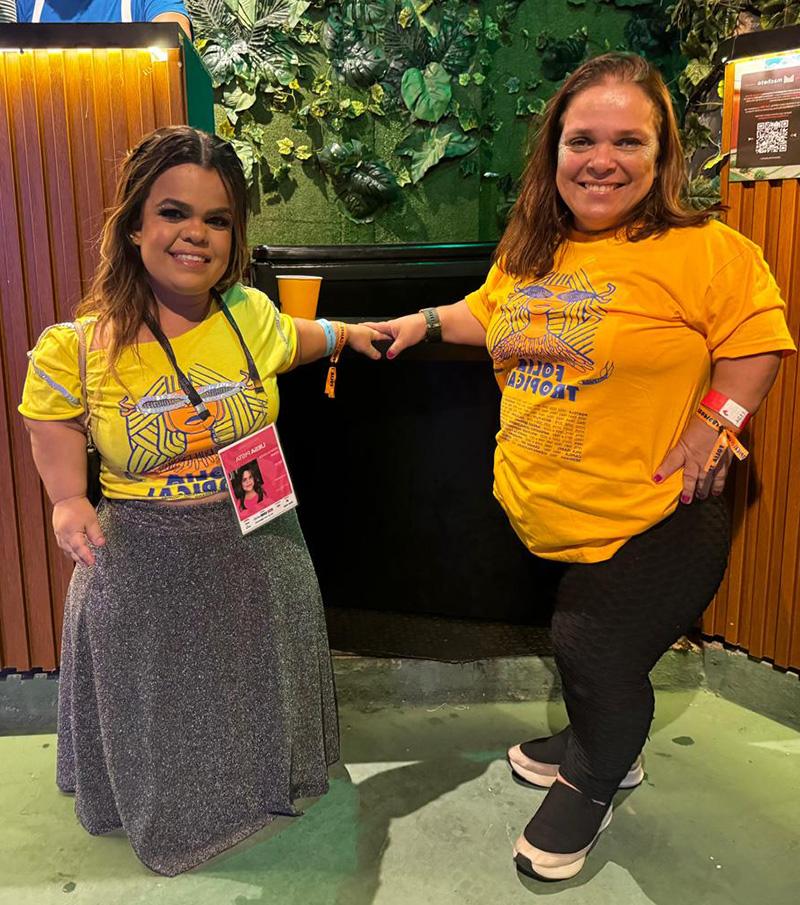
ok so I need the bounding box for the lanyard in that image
[142,290,265,423]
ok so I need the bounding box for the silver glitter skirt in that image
[55,497,339,876]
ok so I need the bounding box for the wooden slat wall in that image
[0,47,187,671]
[702,62,800,670]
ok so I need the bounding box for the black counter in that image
[252,243,559,624]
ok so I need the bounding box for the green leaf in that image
[401,63,453,123]
[230,137,256,184]
[277,138,295,156]
[442,127,477,158]
[395,128,451,182]
[332,159,399,223]
[295,144,313,161]
[317,140,368,175]
[516,95,546,117]
[536,26,588,81]
[286,0,310,28]
[222,85,257,113]
[395,124,476,182]
[400,0,441,37]
[459,156,478,177]
[343,0,392,34]
[685,58,713,86]
[484,16,500,42]
[505,77,520,95]
[398,7,414,28]
[200,37,249,84]
[702,150,729,171]
[454,100,479,132]
[340,42,389,89]
[685,174,720,210]
[429,15,475,74]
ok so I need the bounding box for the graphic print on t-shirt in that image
[492,269,616,464]
[120,363,270,498]
[488,268,615,373]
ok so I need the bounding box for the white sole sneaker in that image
[507,745,644,789]
[513,805,613,881]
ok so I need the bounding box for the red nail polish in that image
[653,474,663,484]
[681,493,692,504]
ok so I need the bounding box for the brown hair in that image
[76,126,249,372]
[494,52,714,278]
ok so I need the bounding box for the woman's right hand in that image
[363,313,427,359]
[52,496,106,567]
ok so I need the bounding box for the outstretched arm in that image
[288,318,384,369]
[366,299,487,358]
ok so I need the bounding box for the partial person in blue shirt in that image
[16,0,191,36]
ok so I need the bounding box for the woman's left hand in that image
[654,418,733,503]
[346,323,385,361]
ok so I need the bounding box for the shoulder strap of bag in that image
[71,321,95,452]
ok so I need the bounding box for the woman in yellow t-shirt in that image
[19,126,383,876]
[370,53,795,881]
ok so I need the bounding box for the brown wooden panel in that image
[701,62,800,671]
[7,50,59,671]
[95,50,130,209]
[0,57,32,670]
[0,46,191,670]
[36,50,86,650]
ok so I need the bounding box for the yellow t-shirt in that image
[465,220,796,563]
[19,284,298,502]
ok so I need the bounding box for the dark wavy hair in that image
[76,125,249,373]
[494,52,715,278]
[232,464,265,510]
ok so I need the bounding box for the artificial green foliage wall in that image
[186,0,799,245]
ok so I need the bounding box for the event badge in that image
[218,424,297,535]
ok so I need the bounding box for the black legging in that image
[551,495,730,802]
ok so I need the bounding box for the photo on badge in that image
[218,424,297,534]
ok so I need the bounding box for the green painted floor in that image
[1,690,798,905]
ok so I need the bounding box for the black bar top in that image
[0,22,182,50]
[252,242,496,265]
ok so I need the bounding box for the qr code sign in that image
[755,120,789,155]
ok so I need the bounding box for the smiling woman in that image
[555,82,660,233]
[130,165,234,321]
[17,125,384,875]
[366,52,795,883]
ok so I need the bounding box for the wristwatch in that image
[419,307,442,343]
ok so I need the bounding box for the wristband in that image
[419,307,442,343]
[695,406,749,471]
[701,389,751,430]
[316,318,336,357]
[324,321,348,399]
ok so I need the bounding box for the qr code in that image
[755,120,789,155]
